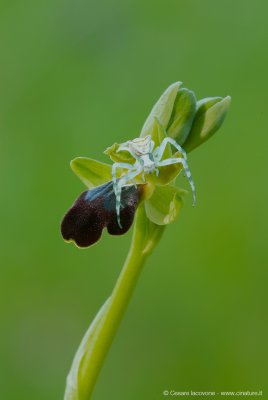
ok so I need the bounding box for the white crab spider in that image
[112,135,196,227]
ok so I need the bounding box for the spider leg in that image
[156,158,196,206]
[154,137,187,161]
[115,167,143,228]
[133,156,145,181]
[112,162,136,226]
[112,162,135,184]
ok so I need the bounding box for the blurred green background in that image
[1,0,268,399]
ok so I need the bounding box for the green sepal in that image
[167,88,197,145]
[183,96,231,153]
[70,157,113,188]
[104,143,135,164]
[140,82,182,137]
[145,184,186,225]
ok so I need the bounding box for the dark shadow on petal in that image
[61,181,144,248]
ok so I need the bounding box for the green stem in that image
[64,206,164,400]
[82,230,147,397]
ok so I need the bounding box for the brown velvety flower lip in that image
[61,181,144,248]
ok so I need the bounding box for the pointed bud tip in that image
[223,95,231,106]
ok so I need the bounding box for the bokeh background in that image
[1,1,268,399]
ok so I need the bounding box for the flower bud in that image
[183,96,231,153]
[140,81,182,137]
[167,88,197,145]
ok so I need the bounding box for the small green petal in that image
[145,185,185,225]
[104,143,135,163]
[183,96,231,153]
[167,88,197,145]
[140,82,182,137]
[70,157,113,188]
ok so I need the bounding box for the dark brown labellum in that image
[61,181,143,248]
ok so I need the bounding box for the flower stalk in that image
[64,206,164,400]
